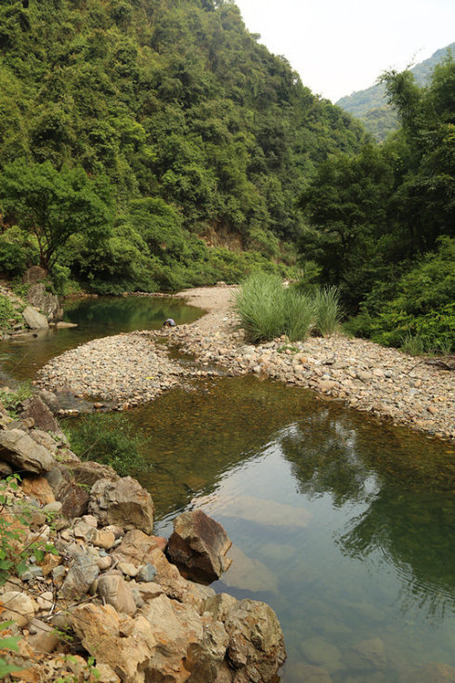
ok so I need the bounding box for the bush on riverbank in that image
[234,273,341,343]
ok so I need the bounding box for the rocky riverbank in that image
[0,395,286,681]
[37,286,454,442]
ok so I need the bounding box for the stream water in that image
[2,297,455,681]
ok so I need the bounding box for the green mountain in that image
[336,43,455,141]
[0,0,366,293]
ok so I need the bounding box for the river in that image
[2,295,455,681]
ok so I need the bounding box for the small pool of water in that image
[124,376,455,682]
[0,295,203,382]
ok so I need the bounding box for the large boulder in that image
[88,476,154,533]
[26,282,60,320]
[166,510,232,584]
[0,428,55,473]
[224,598,286,682]
[45,461,119,519]
[22,305,49,329]
[20,395,61,434]
[97,574,137,617]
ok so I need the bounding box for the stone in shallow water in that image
[222,544,278,594]
[300,636,343,674]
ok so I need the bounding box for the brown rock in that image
[45,461,118,519]
[224,598,286,681]
[28,618,60,654]
[97,574,137,616]
[167,510,232,584]
[21,475,56,505]
[0,591,38,627]
[20,396,61,434]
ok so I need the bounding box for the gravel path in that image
[37,286,454,441]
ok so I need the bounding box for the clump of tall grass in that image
[313,286,342,336]
[235,274,342,343]
[234,272,288,343]
[284,290,314,342]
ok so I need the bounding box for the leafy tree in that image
[0,159,113,270]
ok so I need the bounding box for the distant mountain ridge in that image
[336,43,455,141]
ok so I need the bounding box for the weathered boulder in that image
[97,574,137,616]
[224,598,286,682]
[20,396,61,434]
[89,476,154,533]
[70,604,161,682]
[59,552,100,599]
[167,509,232,584]
[22,305,49,329]
[21,475,56,505]
[37,389,60,414]
[45,461,118,519]
[0,428,55,473]
[26,282,60,320]
[28,618,60,654]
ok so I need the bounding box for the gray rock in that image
[166,509,232,584]
[26,282,60,320]
[136,563,157,583]
[28,618,60,654]
[59,553,100,599]
[88,476,154,534]
[22,305,49,329]
[0,428,55,473]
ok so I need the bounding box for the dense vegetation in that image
[337,43,455,141]
[0,0,365,293]
[300,57,455,353]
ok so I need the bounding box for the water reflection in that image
[0,295,203,382]
[126,376,455,679]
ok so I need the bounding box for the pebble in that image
[36,287,454,442]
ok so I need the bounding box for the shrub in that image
[64,413,152,477]
[0,295,22,333]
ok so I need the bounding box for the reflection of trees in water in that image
[338,489,455,619]
[278,408,378,507]
[278,409,455,620]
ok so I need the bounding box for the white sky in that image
[233,0,455,102]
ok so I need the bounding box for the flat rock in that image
[0,428,55,473]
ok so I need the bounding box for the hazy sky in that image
[234,0,455,102]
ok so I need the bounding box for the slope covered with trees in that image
[300,57,455,353]
[0,0,365,293]
[336,43,455,141]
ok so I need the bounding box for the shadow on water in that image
[122,375,455,681]
[0,295,203,382]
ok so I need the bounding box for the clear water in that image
[4,297,455,680]
[127,376,455,682]
[0,295,203,382]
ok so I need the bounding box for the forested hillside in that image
[0,0,365,293]
[337,43,455,141]
[300,58,455,353]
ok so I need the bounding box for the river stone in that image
[0,428,55,473]
[22,305,49,329]
[301,637,343,674]
[347,637,386,670]
[0,591,38,627]
[59,552,100,599]
[97,574,136,616]
[224,598,287,681]
[400,662,455,682]
[167,509,232,584]
[89,476,154,533]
